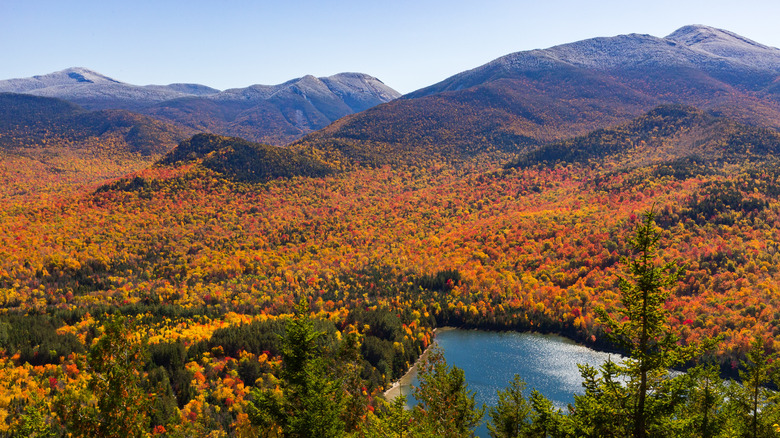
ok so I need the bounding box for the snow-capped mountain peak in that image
[0,67,124,94]
[53,67,123,84]
[666,24,780,70]
[667,25,773,52]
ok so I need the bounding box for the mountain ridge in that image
[409,25,780,99]
[0,68,401,146]
[297,25,780,168]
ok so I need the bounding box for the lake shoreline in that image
[382,325,624,402]
[398,328,630,438]
[383,326,455,401]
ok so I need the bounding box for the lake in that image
[388,328,624,437]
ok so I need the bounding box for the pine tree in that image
[595,208,707,438]
[413,346,484,438]
[248,299,345,438]
[487,374,531,438]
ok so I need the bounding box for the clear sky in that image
[2,0,779,94]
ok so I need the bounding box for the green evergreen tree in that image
[570,360,632,438]
[726,337,779,438]
[248,299,345,438]
[527,389,567,438]
[487,374,532,438]
[595,208,708,438]
[413,346,484,438]
[675,364,726,438]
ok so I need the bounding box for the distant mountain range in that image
[4,24,780,170]
[0,68,400,145]
[298,25,780,166]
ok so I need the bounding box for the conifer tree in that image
[570,360,632,438]
[731,337,778,438]
[487,374,531,438]
[527,389,566,437]
[413,346,484,438]
[248,299,345,438]
[677,364,726,438]
[55,315,152,438]
[595,208,706,438]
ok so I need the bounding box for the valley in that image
[1,24,780,436]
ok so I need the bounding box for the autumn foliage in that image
[1,103,780,434]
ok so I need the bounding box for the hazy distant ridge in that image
[0,67,401,145]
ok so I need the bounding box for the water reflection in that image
[393,328,625,437]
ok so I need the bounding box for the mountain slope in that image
[0,67,204,110]
[298,25,780,167]
[508,105,780,168]
[0,93,190,201]
[155,133,334,183]
[411,25,780,98]
[144,73,400,145]
[0,93,187,155]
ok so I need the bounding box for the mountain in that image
[0,67,208,110]
[666,25,780,72]
[410,24,780,97]
[143,73,400,145]
[0,68,401,145]
[0,93,187,155]
[297,25,780,166]
[88,132,335,196]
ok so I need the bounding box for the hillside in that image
[0,93,187,155]
[156,133,334,182]
[0,93,189,203]
[509,105,780,168]
[2,103,780,364]
[3,105,780,437]
[297,25,780,167]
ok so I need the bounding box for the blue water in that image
[397,329,624,437]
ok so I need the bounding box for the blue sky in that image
[2,0,779,94]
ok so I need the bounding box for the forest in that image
[1,101,780,436]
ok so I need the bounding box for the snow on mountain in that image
[210,73,400,112]
[666,24,780,71]
[410,25,780,98]
[320,73,401,112]
[0,67,199,106]
[0,67,121,93]
[489,27,780,75]
[213,75,334,102]
[0,68,400,119]
[146,83,221,96]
